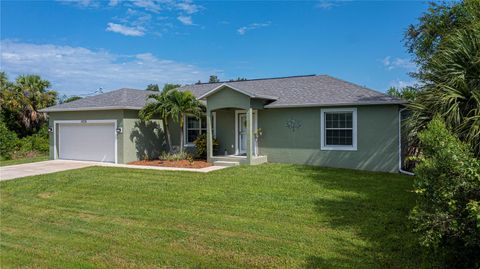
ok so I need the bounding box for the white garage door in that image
[58,122,116,163]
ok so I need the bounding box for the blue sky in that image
[1,0,426,96]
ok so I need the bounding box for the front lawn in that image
[0,164,423,268]
[0,155,48,167]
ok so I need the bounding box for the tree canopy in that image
[208,75,220,83]
[405,0,480,67]
[0,73,57,136]
[146,84,160,91]
[403,1,480,155]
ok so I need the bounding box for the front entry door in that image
[238,113,247,154]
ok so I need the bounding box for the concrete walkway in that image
[0,160,226,181]
[0,160,95,181]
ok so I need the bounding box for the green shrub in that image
[411,116,480,268]
[160,151,191,161]
[193,134,219,159]
[18,134,49,153]
[0,119,19,159]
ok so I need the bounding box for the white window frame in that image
[320,108,357,151]
[184,112,216,147]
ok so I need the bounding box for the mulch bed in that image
[128,159,211,168]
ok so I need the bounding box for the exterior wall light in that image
[48,127,53,133]
[116,127,123,134]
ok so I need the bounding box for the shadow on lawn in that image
[295,165,423,269]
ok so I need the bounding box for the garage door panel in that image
[58,123,116,163]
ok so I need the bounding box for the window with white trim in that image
[321,108,357,150]
[184,113,216,145]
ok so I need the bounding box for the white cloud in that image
[0,40,210,95]
[177,15,193,25]
[176,1,200,14]
[106,22,145,36]
[57,0,100,8]
[389,79,418,89]
[131,0,161,13]
[61,0,203,35]
[315,1,336,9]
[382,56,417,71]
[237,21,271,35]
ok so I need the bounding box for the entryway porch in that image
[205,107,267,166]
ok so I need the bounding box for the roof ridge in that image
[322,75,393,97]
[194,74,317,85]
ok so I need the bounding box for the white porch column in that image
[206,109,213,163]
[246,108,254,164]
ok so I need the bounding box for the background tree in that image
[208,75,220,83]
[404,2,480,266]
[59,95,82,104]
[408,27,480,156]
[386,86,418,101]
[0,74,57,136]
[162,83,180,92]
[405,0,479,68]
[146,84,160,91]
[229,77,248,82]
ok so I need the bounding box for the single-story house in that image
[40,75,406,172]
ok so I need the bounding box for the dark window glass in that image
[324,112,354,146]
[187,116,199,128]
[186,116,208,143]
[187,130,200,143]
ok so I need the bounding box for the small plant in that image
[160,151,190,161]
[254,128,263,138]
[193,134,219,159]
[186,154,194,165]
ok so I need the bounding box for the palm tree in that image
[408,27,480,155]
[167,89,204,152]
[1,74,57,135]
[139,86,176,151]
[15,75,57,132]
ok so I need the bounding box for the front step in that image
[213,161,240,167]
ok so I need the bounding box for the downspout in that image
[399,107,415,176]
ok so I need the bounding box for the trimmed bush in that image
[193,134,219,159]
[160,151,191,161]
[18,134,49,153]
[411,116,480,268]
[0,119,19,159]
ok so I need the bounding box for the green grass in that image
[0,155,48,167]
[0,164,424,268]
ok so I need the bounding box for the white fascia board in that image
[41,106,142,112]
[264,101,406,108]
[198,83,256,99]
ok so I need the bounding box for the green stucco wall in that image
[256,105,400,172]
[207,87,251,110]
[47,104,400,172]
[122,110,166,163]
[47,110,177,164]
[215,109,236,155]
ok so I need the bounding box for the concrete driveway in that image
[0,160,95,181]
[0,159,227,181]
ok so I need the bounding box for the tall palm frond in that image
[167,90,204,152]
[139,87,177,151]
[408,26,480,155]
